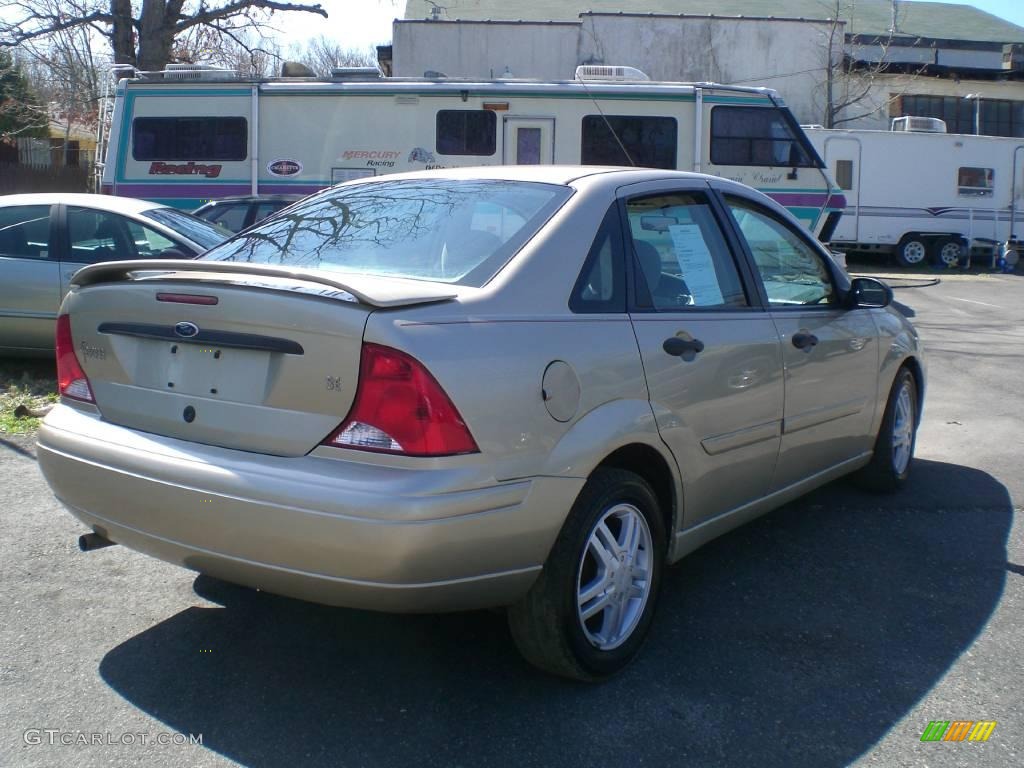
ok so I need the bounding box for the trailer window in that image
[436,110,497,156]
[957,167,994,197]
[711,107,815,168]
[132,117,247,161]
[835,160,854,190]
[581,115,677,169]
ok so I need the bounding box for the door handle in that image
[792,331,819,350]
[663,336,705,357]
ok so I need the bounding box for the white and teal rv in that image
[101,64,845,238]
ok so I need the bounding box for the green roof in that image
[404,1,1024,43]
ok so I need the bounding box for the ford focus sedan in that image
[37,167,924,680]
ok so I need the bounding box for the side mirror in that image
[847,277,893,309]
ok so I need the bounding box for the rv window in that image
[711,107,815,168]
[835,160,854,190]
[132,117,247,161]
[957,167,994,197]
[436,110,497,156]
[580,115,677,169]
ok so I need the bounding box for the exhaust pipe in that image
[79,532,117,552]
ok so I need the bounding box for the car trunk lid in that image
[63,260,459,457]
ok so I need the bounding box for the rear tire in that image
[854,366,918,492]
[895,236,928,268]
[507,468,666,681]
[932,238,962,268]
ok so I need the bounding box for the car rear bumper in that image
[37,404,582,612]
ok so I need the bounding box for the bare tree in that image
[289,35,377,76]
[815,1,925,128]
[14,2,105,163]
[0,1,328,73]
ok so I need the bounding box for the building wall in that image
[393,21,580,79]
[577,14,835,124]
[394,16,839,124]
[392,15,1024,132]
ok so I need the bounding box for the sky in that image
[267,0,1024,51]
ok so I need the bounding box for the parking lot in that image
[1,269,1021,768]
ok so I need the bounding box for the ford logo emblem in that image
[174,322,200,338]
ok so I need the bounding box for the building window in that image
[900,95,1024,137]
[581,115,677,169]
[958,167,994,197]
[436,110,497,156]
[835,159,854,190]
[710,107,815,168]
[132,117,247,161]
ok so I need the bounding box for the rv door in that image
[503,117,554,165]
[823,137,861,242]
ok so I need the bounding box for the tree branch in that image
[0,10,116,48]
[176,1,327,33]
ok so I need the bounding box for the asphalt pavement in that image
[1,269,1021,768]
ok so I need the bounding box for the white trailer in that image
[100,64,843,238]
[804,123,1024,266]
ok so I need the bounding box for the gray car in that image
[37,167,924,680]
[0,193,229,355]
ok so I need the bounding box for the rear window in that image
[200,179,573,287]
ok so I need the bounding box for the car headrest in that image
[633,239,662,293]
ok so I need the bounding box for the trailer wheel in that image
[932,238,962,268]
[896,236,928,267]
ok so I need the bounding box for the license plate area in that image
[132,339,271,403]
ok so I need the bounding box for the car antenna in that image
[575,73,635,167]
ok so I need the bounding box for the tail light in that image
[323,343,478,457]
[55,314,94,403]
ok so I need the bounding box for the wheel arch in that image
[593,443,677,552]
[539,398,683,548]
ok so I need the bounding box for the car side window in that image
[252,202,283,224]
[570,204,626,313]
[0,205,51,260]
[206,204,249,233]
[123,220,181,257]
[66,208,139,264]
[624,192,748,311]
[724,196,836,307]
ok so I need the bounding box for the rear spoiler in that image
[71,260,459,309]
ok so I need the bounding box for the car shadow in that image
[98,459,1013,767]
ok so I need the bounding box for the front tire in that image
[896,236,928,267]
[854,366,919,492]
[507,468,666,681]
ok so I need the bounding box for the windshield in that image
[199,179,573,286]
[145,207,232,251]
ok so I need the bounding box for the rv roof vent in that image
[163,63,239,81]
[891,116,947,133]
[329,66,383,80]
[575,65,650,82]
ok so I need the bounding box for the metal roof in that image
[403,1,1024,44]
